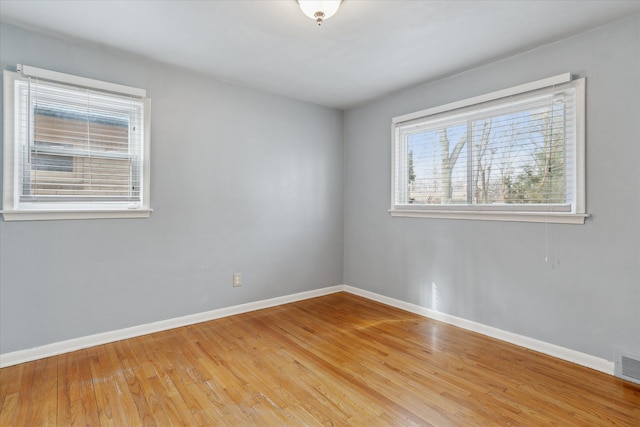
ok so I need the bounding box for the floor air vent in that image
[616,351,640,385]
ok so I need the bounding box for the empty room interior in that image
[1,0,639,425]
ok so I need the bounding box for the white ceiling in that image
[1,0,638,109]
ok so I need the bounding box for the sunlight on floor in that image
[432,281,440,312]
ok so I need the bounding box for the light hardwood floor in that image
[1,292,639,426]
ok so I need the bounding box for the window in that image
[2,65,151,220]
[391,73,587,224]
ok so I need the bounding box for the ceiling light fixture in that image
[297,0,342,26]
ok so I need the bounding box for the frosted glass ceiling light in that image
[298,0,342,26]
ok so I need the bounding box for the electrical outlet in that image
[233,273,242,287]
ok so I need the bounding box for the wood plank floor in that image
[1,292,639,426]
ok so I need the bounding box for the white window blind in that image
[391,75,587,224]
[2,66,151,220]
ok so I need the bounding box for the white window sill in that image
[1,209,153,221]
[389,209,589,224]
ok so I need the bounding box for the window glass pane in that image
[493,105,566,205]
[393,79,580,217]
[407,123,467,205]
[2,67,150,220]
[34,105,130,155]
[32,152,73,173]
[17,78,143,203]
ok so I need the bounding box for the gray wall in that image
[344,16,640,362]
[0,23,344,354]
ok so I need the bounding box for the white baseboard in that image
[1,284,614,376]
[343,286,614,375]
[0,285,345,368]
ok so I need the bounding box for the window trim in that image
[390,73,587,224]
[2,66,152,221]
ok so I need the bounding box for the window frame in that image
[2,65,152,221]
[390,73,587,224]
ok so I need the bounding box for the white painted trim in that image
[392,72,571,124]
[0,285,345,368]
[18,64,146,97]
[389,209,589,224]
[574,78,587,214]
[1,209,153,221]
[3,71,17,214]
[1,284,614,377]
[343,286,614,375]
